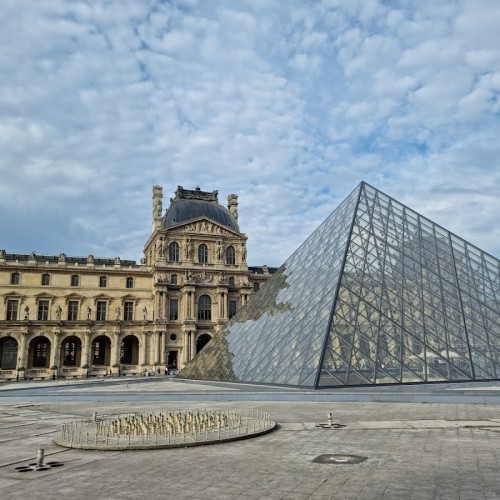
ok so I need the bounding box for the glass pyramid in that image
[180,182,500,388]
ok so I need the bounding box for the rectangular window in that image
[96,301,107,321]
[126,277,134,288]
[169,299,179,321]
[71,275,79,287]
[124,301,134,321]
[6,299,18,320]
[99,276,107,288]
[38,300,49,321]
[67,301,79,321]
[41,274,50,286]
[228,300,237,319]
[10,273,20,285]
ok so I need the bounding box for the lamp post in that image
[16,356,21,382]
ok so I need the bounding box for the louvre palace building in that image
[0,186,276,381]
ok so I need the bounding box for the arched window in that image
[126,277,134,288]
[168,242,179,262]
[120,335,139,365]
[198,244,208,264]
[33,338,50,367]
[0,337,18,369]
[92,336,110,365]
[41,273,50,286]
[99,276,107,288]
[62,337,81,366]
[225,246,235,265]
[71,274,79,287]
[198,295,212,321]
[228,276,235,287]
[10,272,20,285]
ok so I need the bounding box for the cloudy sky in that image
[1,0,499,266]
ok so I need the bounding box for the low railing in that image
[54,408,276,450]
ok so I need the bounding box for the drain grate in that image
[315,423,346,429]
[15,462,64,473]
[312,454,367,465]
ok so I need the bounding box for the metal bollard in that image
[37,448,44,466]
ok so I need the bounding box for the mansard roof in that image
[162,186,239,232]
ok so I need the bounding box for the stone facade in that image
[0,186,275,381]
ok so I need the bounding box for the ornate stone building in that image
[0,186,275,381]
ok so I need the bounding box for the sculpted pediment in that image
[171,218,241,237]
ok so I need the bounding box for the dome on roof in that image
[162,186,239,232]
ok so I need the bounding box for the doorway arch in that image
[28,336,51,368]
[91,335,111,366]
[120,335,139,365]
[196,333,212,354]
[60,336,82,367]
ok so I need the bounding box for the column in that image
[20,331,29,370]
[152,332,158,364]
[183,331,190,364]
[81,331,91,368]
[218,291,225,319]
[49,330,62,371]
[110,331,120,369]
[190,331,196,359]
[158,332,164,364]
[139,331,148,366]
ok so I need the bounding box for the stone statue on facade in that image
[55,306,62,320]
[24,306,29,320]
[185,239,193,261]
[143,306,147,320]
[86,306,92,320]
[115,307,121,320]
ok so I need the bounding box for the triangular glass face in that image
[180,184,362,387]
[182,182,500,388]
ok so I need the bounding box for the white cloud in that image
[0,0,499,266]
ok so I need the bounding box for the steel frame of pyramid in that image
[180,182,500,388]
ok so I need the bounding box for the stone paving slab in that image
[0,382,500,499]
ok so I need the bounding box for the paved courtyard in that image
[0,378,500,499]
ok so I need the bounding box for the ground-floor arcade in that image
[0,324,213,380]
